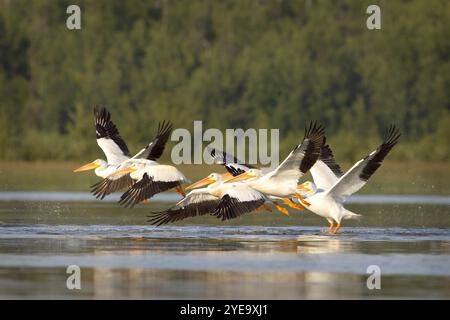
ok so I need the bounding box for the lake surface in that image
[0,193,449,299]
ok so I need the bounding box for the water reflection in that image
[4,265,446,299]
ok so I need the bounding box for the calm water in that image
[0,193,449,299]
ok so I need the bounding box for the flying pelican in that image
[73,106,176,200]
[107,158,188,208]
[148,172,267,226]
[225,121,325,213]
[296,125,401,234]
[207,147,290,215]
[89,118,175,200]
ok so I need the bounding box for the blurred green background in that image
[0,0,449,193]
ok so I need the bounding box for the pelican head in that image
[186,172,222,190]
[297,181,317,197]
[73,159,107,172]
[224,168,261,183]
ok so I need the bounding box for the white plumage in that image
[297,125,401,234]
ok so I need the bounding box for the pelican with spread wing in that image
[148,172,267,226]
[89,119,177,200]
[225,121,325,213]
[297,125,401,234]
[74,106,178,202]
[207,147,291,215]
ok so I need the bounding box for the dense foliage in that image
[0,0,448,162]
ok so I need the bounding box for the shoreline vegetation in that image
[1,160,448,195]
[1,1,449,163]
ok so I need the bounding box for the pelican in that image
[89,118,175,200]
[225,121,325,213]
[107,158,188,208]
[207,147,290,215]
[296,125,401,234]
[73,106,174,199]
[148,172,268,226]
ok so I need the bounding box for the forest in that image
[0,0,449,162]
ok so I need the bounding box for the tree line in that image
[0,0,448,162]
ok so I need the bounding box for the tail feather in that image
[343,209,362,220]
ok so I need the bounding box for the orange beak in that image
[221,172,233,180]
[297,184,311,192]
[107,167,136,178]
[186,176,216,190]
[225,171,256,183]
[73,161,100,172]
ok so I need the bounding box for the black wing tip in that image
[157,120,174,137]
[208,147,216,158]
[358,124,401,182]
[145,120,174,160]
[94,105,110,121]
[147,212,168,226]
[384,124,401,147]
[213,195,264,221]
[226,165,246,177]
[319,143,344,177]
[302,120,326,143]
[320,142,332,158]
[119,175,182,209]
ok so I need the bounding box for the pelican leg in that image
[333,223,342,234]
[142,198,148,205]
[175,186,185,197]
[328,222,334,234]
[255,206,260,214]
[272,202,289,216]
[295,193,311,207]
[282,198,304,211]
[322,219,335,234]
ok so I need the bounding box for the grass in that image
[0,160,449,195]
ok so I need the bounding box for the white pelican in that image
[148,172,268,225]
[89,119,175,199]
[207,147,289,215]
[296,125,401,234]
[225,121,325,211]
[107,158,188,208]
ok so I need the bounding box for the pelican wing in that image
[267,121,325,182]
[90,174,134,199]
[94,106,131,165]
[133,121,173,161]
[208,147,256,176]
[213,187,266,221]
[118,173,182,208]
[310,141,343,190]
[327,125,401,199]
[148,189,220,226]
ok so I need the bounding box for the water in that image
[0,194,449,299]
[1,191,450,205]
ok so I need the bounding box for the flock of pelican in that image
[74,106,400,234]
